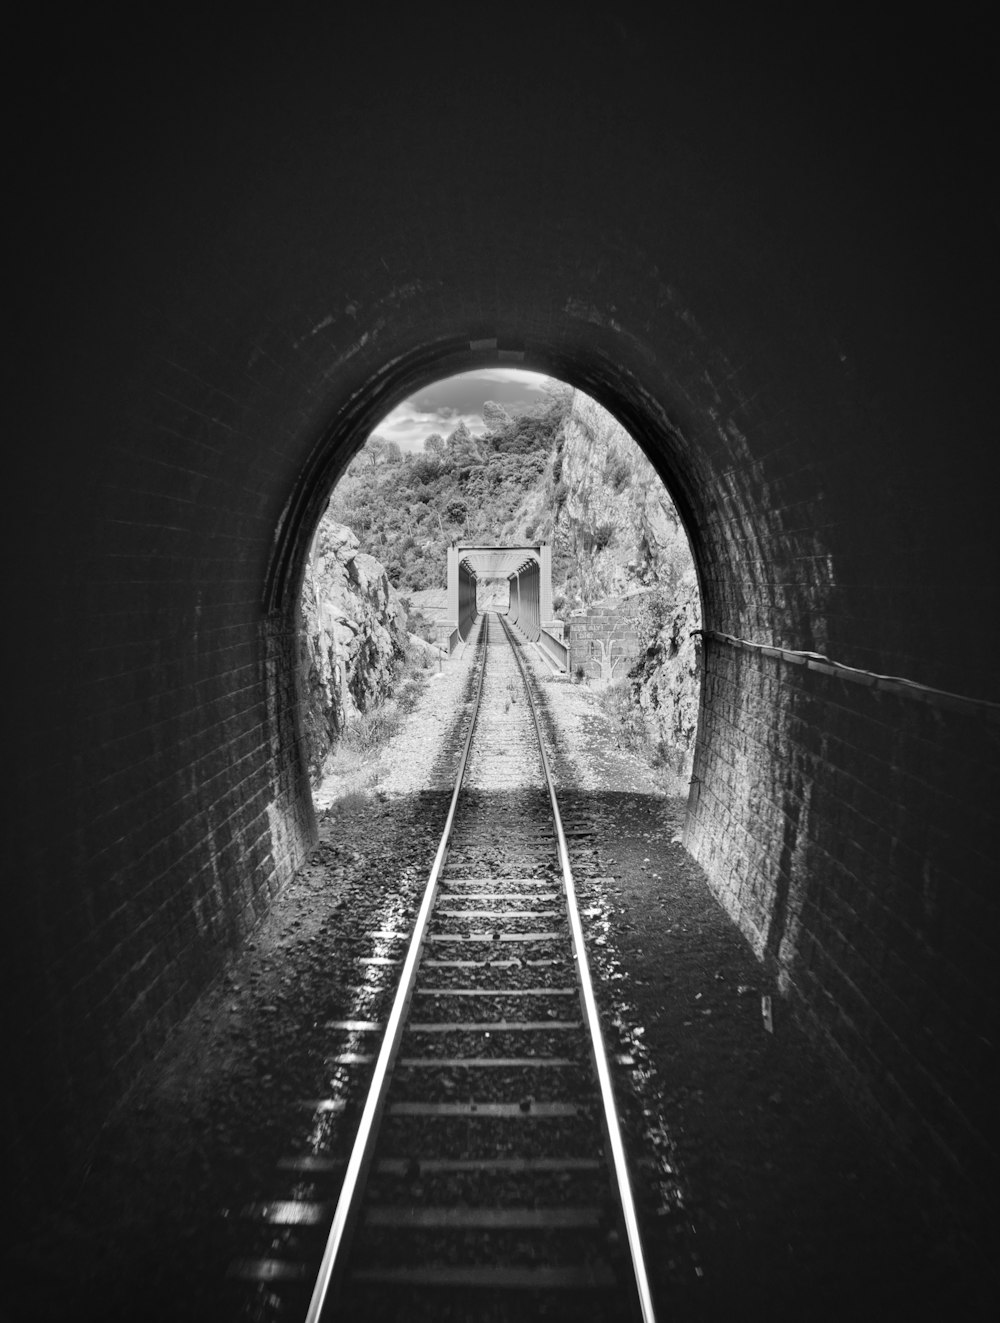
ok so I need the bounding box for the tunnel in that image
[8,6,997,1244]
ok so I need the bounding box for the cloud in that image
[472,368,550,387]
[374,369,559,452]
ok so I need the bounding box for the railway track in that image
[231,612,656,1321]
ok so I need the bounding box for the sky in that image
[372,369,557,453]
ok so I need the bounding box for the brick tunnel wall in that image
[7,10,997,1216]
[688,645,996,1178]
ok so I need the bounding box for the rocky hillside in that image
[298,520,408,784]
[328,392,563,593]
[503,390,699,610]
[626,594,701,784]
[549,393,701,777]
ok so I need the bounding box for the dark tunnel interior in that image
[6,3,998,1286]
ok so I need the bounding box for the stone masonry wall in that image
[567,599,642,683]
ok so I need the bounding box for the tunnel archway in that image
[268,337,828,812]
[267,336,836,956]
[268,348,721,799]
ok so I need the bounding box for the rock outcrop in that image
[554,393,702,776]
[557,391,697,605]
[298,520,407,784]
[629,597,701,784]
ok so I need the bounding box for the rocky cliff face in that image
[629,598,701,783]
[555,391,697,605]
[298,520,407,785]
[555,392,702,776]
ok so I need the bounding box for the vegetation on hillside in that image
[328,384,572,592]
[327,381,700,624]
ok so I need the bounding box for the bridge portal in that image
[440,542,567,670]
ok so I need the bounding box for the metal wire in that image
[694,629,1000,719]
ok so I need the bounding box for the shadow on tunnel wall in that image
[688,641,996,1194]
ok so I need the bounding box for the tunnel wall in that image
[8,10,997,1215]
[688,644,997,1178]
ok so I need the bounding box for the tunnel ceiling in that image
[20,6,996,697]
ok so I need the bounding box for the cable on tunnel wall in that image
[694,630,1000,720]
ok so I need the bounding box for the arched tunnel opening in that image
[8,8,998,1317]
[295,371,704,816]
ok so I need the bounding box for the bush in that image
[605,453,631,492]
[590,521,616,552]
[407,607,438,645]
[341,700,402,754]
[596,678,646,754]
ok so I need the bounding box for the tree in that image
[541,378,573,418]
[424,432,445,457]
[383,439,403,464]
[366,433,388,466]
[448,419,486,468]
[482,400,512,431]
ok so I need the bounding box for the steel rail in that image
[498,611,658,1323]
[304,620,490,1322]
